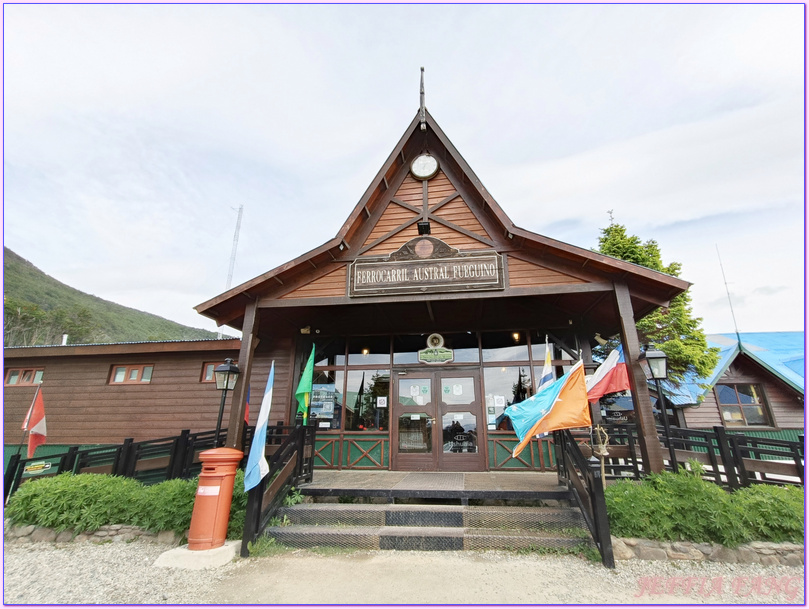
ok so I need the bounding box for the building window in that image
[5,368,44,387]
[201,362,222,383]
[716,383,771,427]
[110,364,154,384]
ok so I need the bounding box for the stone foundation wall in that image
[4,522,181,546]
[612,536,804,566]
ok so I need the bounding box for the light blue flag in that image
[506,365,573,442]
[244,362,274,492]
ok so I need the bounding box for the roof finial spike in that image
[419,67,427,132]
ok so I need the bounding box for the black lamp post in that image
[638,346,678,472]
[214,358,240,447]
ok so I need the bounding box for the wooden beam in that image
[257,281,615,309]
[613,281,664,474]
[225,301,260,450]
[429,192,460,213]
[358,216,422,255]
[547,332,578,360]
[391,197,422,215]
[426,301,435,322]
[427,215,495,247]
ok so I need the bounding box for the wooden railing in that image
[555,429,614,568]
[240,424,317,557]
[573,424,804,488]
[5,427,234,501]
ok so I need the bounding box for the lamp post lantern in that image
[214,358,240,447]
[638,346,677,472]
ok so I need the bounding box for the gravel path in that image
[3,539,805,605]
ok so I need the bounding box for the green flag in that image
[295,345,316,424]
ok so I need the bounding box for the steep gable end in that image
[360,169,494,257]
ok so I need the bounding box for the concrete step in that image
[277,503,587,530]
[266,524,592,552]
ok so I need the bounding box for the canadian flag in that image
[22,387,47,458]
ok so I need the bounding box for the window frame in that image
[109,364,154,385]
[4,368,44,387]
[200,362,222,383]
[715,383,772,428]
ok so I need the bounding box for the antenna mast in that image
[419,67,426,131]
[226,205,243,292]
[218,205,243,339]
[716,244,742,344]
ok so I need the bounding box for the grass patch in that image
[517,542,600,562]
[247,536,292,557]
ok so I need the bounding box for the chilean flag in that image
[22,387,47,458]
[586,345,631,402]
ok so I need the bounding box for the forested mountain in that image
[4,247,222,346]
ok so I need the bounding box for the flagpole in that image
[17,385,41,456]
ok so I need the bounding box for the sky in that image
[3,4,805,338]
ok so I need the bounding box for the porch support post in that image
[613,282,664,474]
[577,332,602,425]
[225,300,261,450]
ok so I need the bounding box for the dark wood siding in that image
[395,174,423,207]
[243,335,296,428]
[4,348,240,445]
[683,354,804,430]
[3,336,299,446]
[280,266,347,300]
[427,172,456,208]
[507,256,585,288]
[434,196,491,240]
[362,203,419,247]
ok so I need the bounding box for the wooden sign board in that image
[349,237,505,297]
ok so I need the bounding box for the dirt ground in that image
[197,549,805,605]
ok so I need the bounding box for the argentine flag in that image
[244,362,274,491]
[534,340,555,439]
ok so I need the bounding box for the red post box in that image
[187,447,243,551]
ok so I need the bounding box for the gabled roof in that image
[666,331,805,404]
[195,108,689,331]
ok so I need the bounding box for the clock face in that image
[411,154,439,180]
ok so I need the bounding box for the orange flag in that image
[506,360,590,459]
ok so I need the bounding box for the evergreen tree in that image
[596,213,719,385]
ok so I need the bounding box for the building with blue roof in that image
[671,332,804,442]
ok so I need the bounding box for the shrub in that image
[6,470,251,540]
[605,468,803,547]
[134,477,198,535]
[733,484,804,543]
[5,473,143,533]
[227,470,248,540]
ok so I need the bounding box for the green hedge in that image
[605,467,804,547]
[5,471,249,540]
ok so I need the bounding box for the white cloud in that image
[3,4,804,334]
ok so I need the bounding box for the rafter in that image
[358,216,422,255]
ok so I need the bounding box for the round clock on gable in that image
[410,153,439,180]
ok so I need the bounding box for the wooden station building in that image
[193,106,690,474]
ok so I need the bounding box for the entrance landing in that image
[299,470,569,502]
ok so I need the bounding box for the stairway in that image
[262,471,594,552]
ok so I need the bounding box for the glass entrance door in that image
[436,372,485,471]
[391,370,484,471]
[392,374,437,470]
